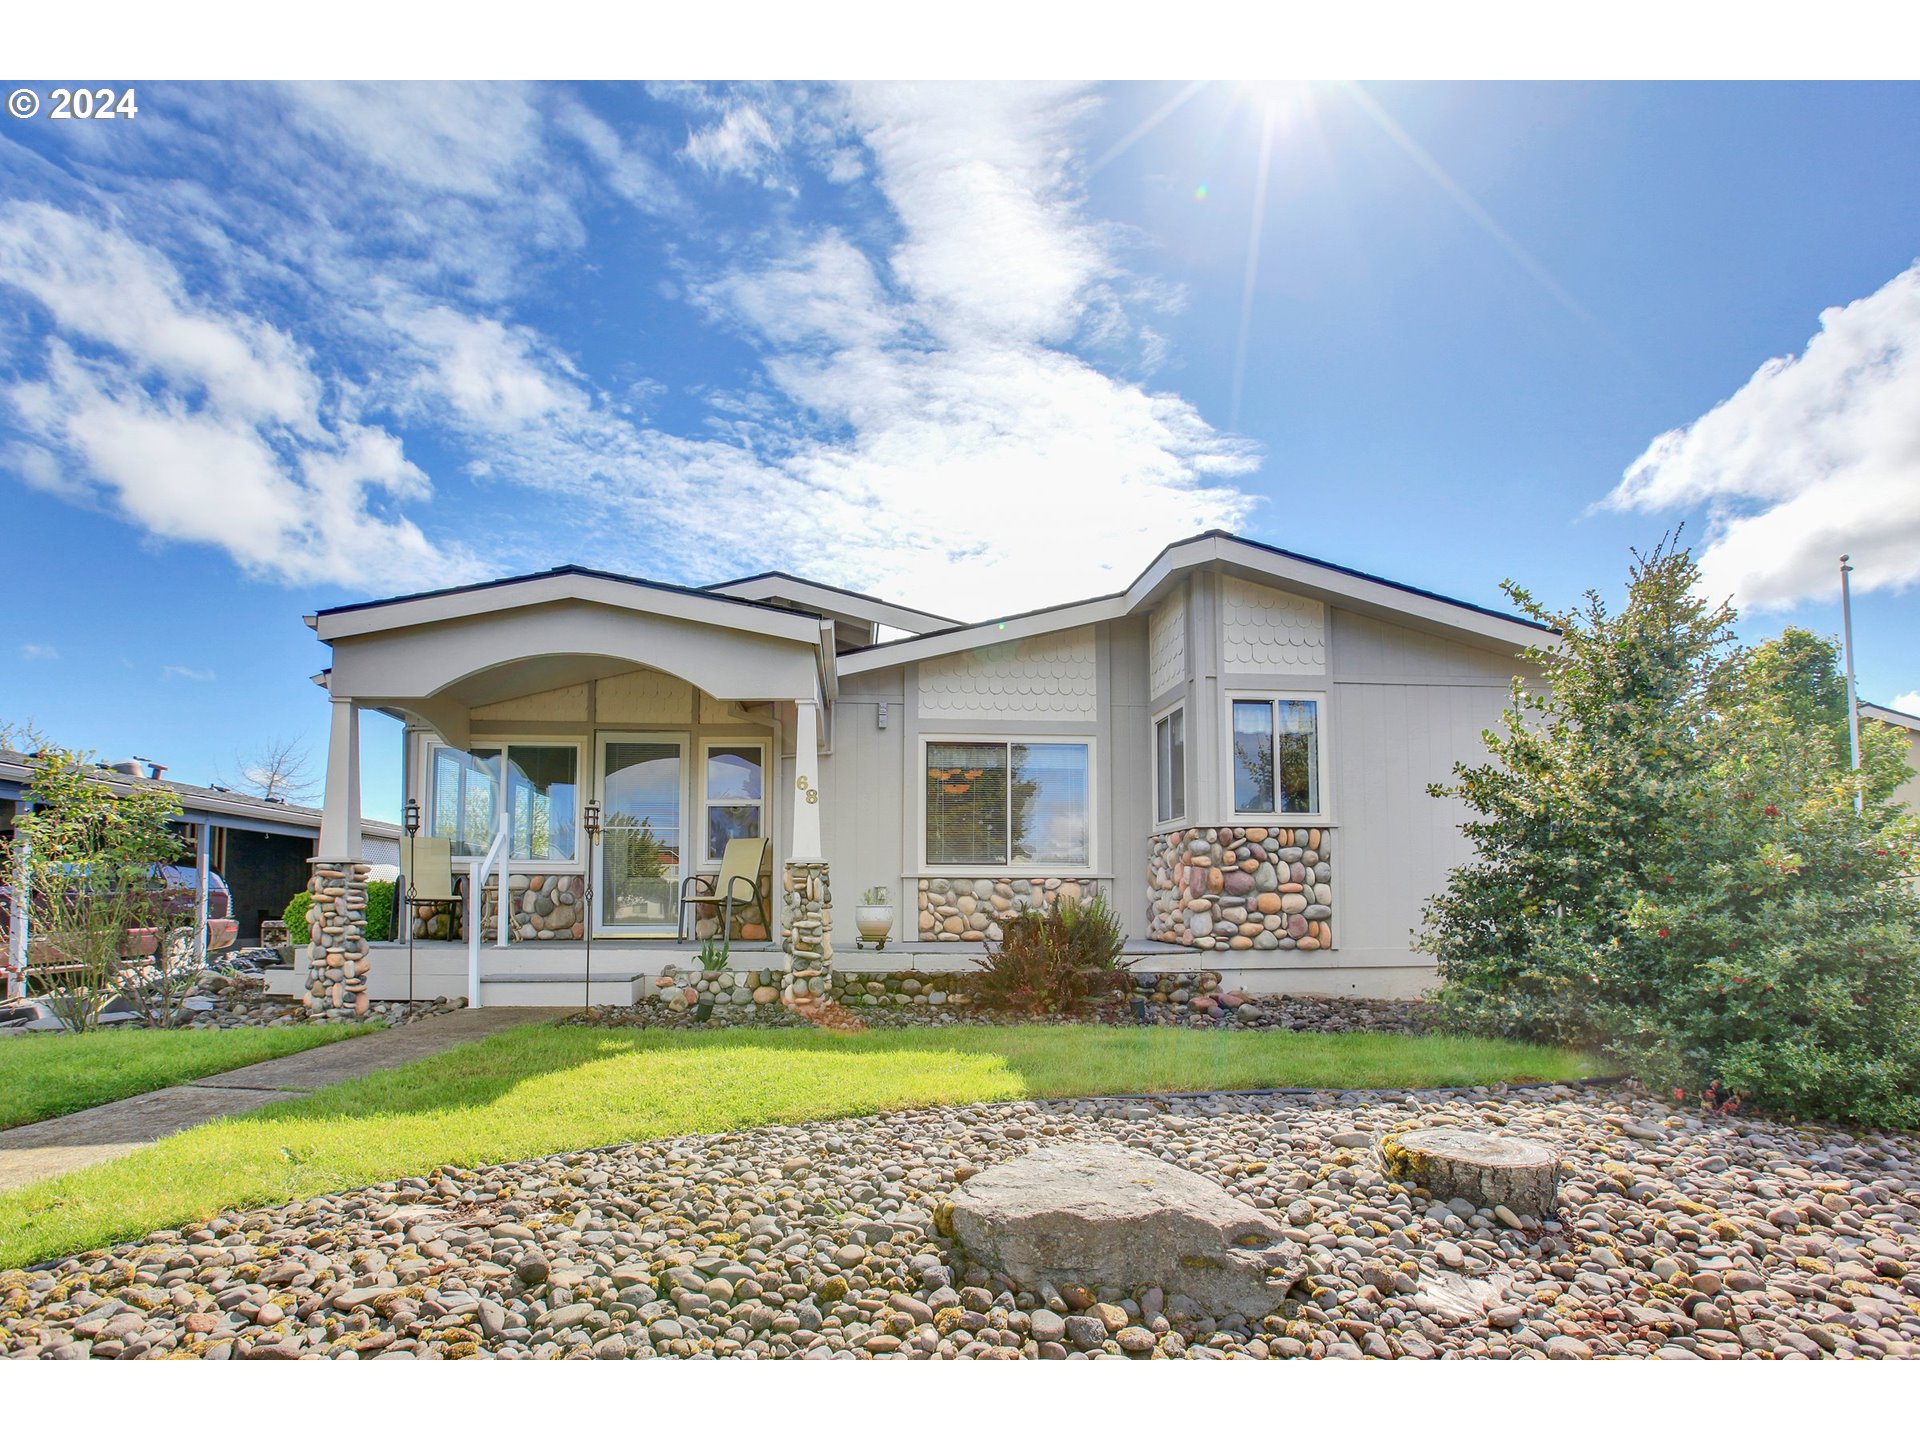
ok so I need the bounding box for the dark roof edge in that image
[313,565,815,622]
[701,570,961,626]
[841,529,1556,656]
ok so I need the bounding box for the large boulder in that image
[946,1143,1303,1317]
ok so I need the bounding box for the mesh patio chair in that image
[402,834,461,941]
[677,836,770,942]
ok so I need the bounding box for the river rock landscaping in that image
[598,968,1429,1033]
[3,1081,1914,1360]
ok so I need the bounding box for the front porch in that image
[304,569,840,1015]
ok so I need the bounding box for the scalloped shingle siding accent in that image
[916,626,1097,719]
[1220,579,1326,674]
[1149,590,1186,700]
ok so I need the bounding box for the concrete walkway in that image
[0,1006,570,1194]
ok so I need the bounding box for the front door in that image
[596,733,686,937]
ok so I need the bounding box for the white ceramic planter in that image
[854,904,895,949]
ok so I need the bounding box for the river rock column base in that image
[1378,1126,1562,1218]
[303,858,371,1019]
[781,861,833,1012]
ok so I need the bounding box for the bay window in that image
[1230,697,1322,816]
[429,742,580,862]
[925,739,1090,868]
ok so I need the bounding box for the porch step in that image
[478,974,642,1007]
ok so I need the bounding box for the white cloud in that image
[162,665,216,682]
[0,204,477,591]
[19,643,57,661]
[1,83,1260,619]
[282,83,546,201]
[682,104,782,180]
[1607,262,1920,609]
[1891,691,1920,717]
[0,203,318,428]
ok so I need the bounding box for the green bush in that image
[282,879,395,945]
[972,895,1133,1017]
[366,880,394,944]
[1421,537,1920,1129]
[282,889,313,946]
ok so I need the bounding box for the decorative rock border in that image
[918,877,1101,941]
[1147,826,1332,952]
[302,859,370,1018]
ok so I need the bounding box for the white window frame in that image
[426,737,587,872]
[697,738,770,871]
[917,734,1099,875]
[1222,690,1331,824]
[1151,701,1188,829]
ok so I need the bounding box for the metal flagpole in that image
[1840,555,1863,815]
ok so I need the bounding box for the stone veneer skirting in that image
[1147,825,1333,952]
[411,872,771,942]
[641,967,1265,1019]
[917,876,1101,941]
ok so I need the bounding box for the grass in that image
[0,1023,371,1131]
[0,1022,1600,1269]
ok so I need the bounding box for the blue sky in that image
[2,80,1917,822]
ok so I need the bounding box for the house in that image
[1,750,401,996]
[288,531,1555,1013]
[1860,702,1920,815]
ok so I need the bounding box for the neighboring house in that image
[0,750,400,949]
[1860,701,1920,814]
[302,531,1552,1003]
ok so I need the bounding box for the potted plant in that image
[854,885,894,950]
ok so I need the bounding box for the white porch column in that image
[318,695,363,861]
[781,698,833,1012]
[307,693,371,1017]
[790,699,823,861]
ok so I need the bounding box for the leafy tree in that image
[1420,540,1920,1127]
[2,731,184,1030]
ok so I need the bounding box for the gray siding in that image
[1327,608,1529,981]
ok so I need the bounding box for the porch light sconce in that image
[584,802,601,839]
[404,798,420,836]
[877,702,889,730]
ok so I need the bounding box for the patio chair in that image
[677,836,771,942]
[401,834,461,942]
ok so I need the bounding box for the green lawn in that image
[0,1023,1599,1269]
[0,1023,371,1131]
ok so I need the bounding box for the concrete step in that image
[479,975,641,1007]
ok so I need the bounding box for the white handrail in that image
[468,823,509,1008]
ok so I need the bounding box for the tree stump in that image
[1377,1126,1560,1217]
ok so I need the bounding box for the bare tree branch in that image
[221,736,319,804]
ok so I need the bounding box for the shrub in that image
[283,890,313,946]
[1421,536,1920,1128]
[366,880,395,944]
[284,879,395,945]
[971,895,1133,1017]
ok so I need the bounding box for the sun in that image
[1231,80,1328,130]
